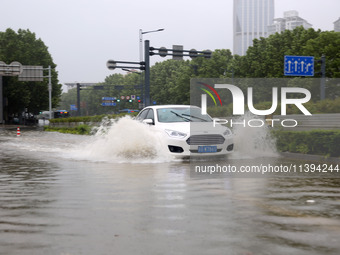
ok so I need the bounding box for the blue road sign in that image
[70,104,77,111]
[284,56,314,76]
[101,102,116,106]
[102,97,115,101]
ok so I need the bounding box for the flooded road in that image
[0,124,340,255]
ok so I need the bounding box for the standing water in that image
[0,118,339,255]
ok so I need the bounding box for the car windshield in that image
[157,107,212,123]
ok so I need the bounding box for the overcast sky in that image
[1,0,339,88]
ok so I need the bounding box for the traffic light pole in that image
[108,40,211,107]
[77,83,81,116]
[144,40,151,106]
[320,54,326,100]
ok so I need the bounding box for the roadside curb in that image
[280,152,340,163]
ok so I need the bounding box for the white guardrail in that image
[273,113,340,131]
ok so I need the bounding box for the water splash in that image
[69,116,172,163]
[2,114,278,163]
[74,113,278,162]
[229,112,278,159]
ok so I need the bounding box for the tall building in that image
[334,17,340,32]
[268,11,313,35]
[233,0,274,56]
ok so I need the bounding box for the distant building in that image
[233,0,274,56]
[268,10,312,35]
[334,17,340,32]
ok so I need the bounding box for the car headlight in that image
[223,129,232,136]
[165,129,187,139]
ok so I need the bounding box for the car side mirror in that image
[142,119,154,125]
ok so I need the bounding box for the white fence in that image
[273,113,340,131]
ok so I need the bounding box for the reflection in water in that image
[0,129,340,254]
[0,150,60,252]
[257,177,340,254]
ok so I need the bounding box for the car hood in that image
[156,122,228,136]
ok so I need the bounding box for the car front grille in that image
[186,134,225,145]
[190,149,223,153]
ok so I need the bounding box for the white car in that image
[136,105,234,157]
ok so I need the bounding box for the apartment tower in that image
[268,11,313,35]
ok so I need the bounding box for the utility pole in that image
[139,28,164,62]
[144,40,151,107]
[77,83,81,116]
[48,66,52,119]
[319,54,326,100]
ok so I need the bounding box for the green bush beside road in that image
[273,130,340,157]
[46,113,139,135]
[44,124,91,135]
[49,112,138,123]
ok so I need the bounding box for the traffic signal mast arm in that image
[149,47,211,58]
[106,60,145,71]
[107,40,212,107]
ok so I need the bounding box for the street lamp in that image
[139,28,164,62]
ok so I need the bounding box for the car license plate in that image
[198,146,217,153]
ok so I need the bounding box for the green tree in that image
[236,27,321,78]
[302,31,340,78]
[150,59,190,104]
[191,49,233,78]
[0,28,61,120]
[58,27,340,116]
[232,27,340,102]
[149,50,234,105]
[59,72,144,116]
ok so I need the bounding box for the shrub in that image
[76,124,91,135]
[272,130,340,157]
[49,112,138,123]
[44,125,91,135]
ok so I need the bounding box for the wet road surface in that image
[0,126,340,255]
